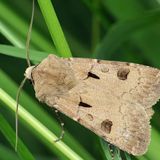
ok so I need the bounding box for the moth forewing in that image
[25,54,160,156]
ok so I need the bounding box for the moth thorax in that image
[25,66,35,79]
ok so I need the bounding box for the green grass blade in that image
[143,127,160,160]
[102,0,145,20]
[37,0,72,57]
[124,152,132,160]
[91,0,101,52]
[81,0,110,29]
[0,113,35,160]
[100,138,133,160]
[100,139,113,160]
[0,1,55,52]
[0,44,49,62]
[0,88,84,160]
[0,145,19,160]
[100,138,122,160]
[123,127,160,160]
[100,0,160,67]
[93,9,160,59]
[0,21,25,48]
[136,156,149,160]
[0,41,88,64]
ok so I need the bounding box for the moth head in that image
[25,66,35,80]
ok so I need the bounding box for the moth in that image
[25,54,160,156]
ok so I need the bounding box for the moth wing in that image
[55,58,160,155]
[55,73,151,156]
[78,99,151,156]
[31,55,160,155]
[67,58,160,119]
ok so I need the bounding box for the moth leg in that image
[54,109,65,142]
[108,143,115,160]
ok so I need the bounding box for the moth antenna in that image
[54,110,65,142]
[26,0,35,67]
[15,77,27,151]
[15,0,35,151]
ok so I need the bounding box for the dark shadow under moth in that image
[25,54,160,156]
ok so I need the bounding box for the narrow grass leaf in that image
[81,0,110,29]
[91,0,101,52]
[37,0,72,57]
[0,88,84,160]
[0,1,55,52]
[143,127,160,160]
[0,113,35,160]
[0,44,49,62]
[136,156,149,160]
[100,138,113,160]
[101,0,145,20]
[124,152,132,160]
[93,9,160,59]
[100,138,122,160]
[0,21,25,48]
[0,145,19,160]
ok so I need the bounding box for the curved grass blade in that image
[0,1,55,52]
[81,0,110,29]
[0,88,84,160]
[37,0,72,57]
[0,113,35,160]
[124,152,132,160]
[0,21,25,48]
[101,0,144,20]
[143,128,160,160]
[100,138,122,160]
[93,9,160,59]
[0,44,49,62]
[137,156,149,160]
[0,145,19,160]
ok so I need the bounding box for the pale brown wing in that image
[55,77,151,156]
[31,54,160,156]
[67,58,160,119]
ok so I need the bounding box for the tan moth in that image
[25,54,160,156]
[15,0,160,157]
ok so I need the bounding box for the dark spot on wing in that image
[87,72,100,79]
[117,68,130,80]
[101,119,113,133]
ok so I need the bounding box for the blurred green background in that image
[0,0,160,160]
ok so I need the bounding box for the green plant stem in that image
[37,0,72,57]
[0,114,35,160]
[91,0,101,52]
[0,88,83,160]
